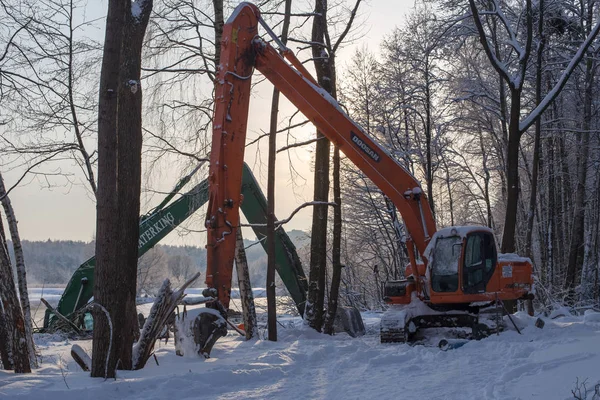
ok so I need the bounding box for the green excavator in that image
[42,162,309,331]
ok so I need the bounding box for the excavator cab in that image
[429,228,497,297]
[381,227,533,343]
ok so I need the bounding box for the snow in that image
[131,1,142,19]
[381,294,442,331]
[3,309,600,399]
[499,253,533,264]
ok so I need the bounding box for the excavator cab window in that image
[462,232,496,294]
[431,236,461,293]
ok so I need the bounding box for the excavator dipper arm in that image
[206,2,436,308]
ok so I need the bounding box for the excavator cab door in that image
[462,231,496,294]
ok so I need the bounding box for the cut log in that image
[71,344,91,371]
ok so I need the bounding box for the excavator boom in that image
[206,2,436,308]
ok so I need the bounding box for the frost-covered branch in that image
[242,201,337,229]
[277,136,326,153]
[468,0,513,86]
[519,16,600,133]
[332,0,362,54]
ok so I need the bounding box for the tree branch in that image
[519,16,600,132]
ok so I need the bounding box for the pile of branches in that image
[132,272,200,369]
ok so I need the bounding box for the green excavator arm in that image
[43,163,308,330]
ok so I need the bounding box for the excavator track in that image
[380,303,501,344]
[380,326,408,343]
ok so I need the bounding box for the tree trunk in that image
[266,0,292,343]
[0,211,30,373]
[424,62,435,216]
[114,0,152,370]
[479,130,493,229]
[234,229,256,340]
[267,85,279,342]
[323,146,342,335]
[305,0,333,332]
[0,173,36,368]
[500,89,522,314]
[0,213,14,371]
[212,0,223,70]
[565,58,593,302]
[0,310,13,370]
[524,0,545,259]
[92,0,126,379]
[500,89,522,255]
[92,0,152,378]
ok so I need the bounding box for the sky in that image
[3,0,414,247]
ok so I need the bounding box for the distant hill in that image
[8,229,310,288]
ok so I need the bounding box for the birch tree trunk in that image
[0,211,30,373]
[0,173,36,368]
[234,229,256,340]
[0,310,13,370]
[323,146,342,335]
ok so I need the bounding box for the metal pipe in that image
[258,18,288,52]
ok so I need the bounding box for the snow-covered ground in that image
[1,310,600,400]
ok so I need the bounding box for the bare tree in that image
[266,0,293,342]
[0,0,101,196]
[305,0,361,332]
[467,0,600,254]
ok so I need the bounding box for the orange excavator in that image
[204,2,534,343]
